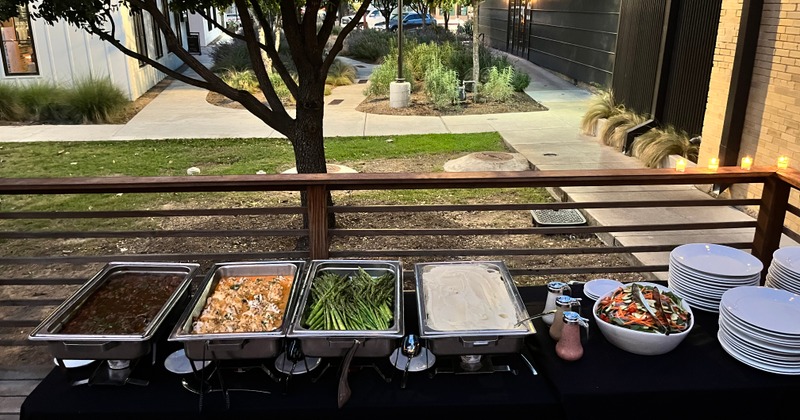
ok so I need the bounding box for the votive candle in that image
[708,158,719,171]
[676,158,687,172]
[741,156,753,170]
[778,156,789,169]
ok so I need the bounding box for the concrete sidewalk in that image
[1,50,792,276]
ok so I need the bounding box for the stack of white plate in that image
[668,243,762,312]
[765,246,800,295]
[718,286,800,375]
[583,278,623,300]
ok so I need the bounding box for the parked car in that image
[387,13,437,32]
[341,8,383,28]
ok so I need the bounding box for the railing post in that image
[307,186,329,259]
[751,175,790,284]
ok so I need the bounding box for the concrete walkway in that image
[1,48,793,277]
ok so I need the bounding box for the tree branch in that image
[233,0,287,114]
[250,1,299,96]
[322,2,372,73]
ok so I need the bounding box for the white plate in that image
[389,347,436,372]
[583,279,623,300]
[720,286,800,335]
[53,358,94,368]
[164,350,210,375]
[718,332,800,375]
[772,247,800,274]
[670,243,763,277]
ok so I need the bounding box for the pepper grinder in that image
[542,281,571,325]
[555,311,589,361]
[549,296,581,341]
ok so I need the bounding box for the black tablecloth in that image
[21,284,800,419]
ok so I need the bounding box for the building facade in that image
[0,2,222,101]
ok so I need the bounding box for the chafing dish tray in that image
[29,262,199,361]
[169,261,305,360]
[287,260,404,358]
[414,261,535,355]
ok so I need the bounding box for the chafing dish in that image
[28,262,199,360]
[169,261,305,360]
[287,260,404,358]
[414,261,536,355]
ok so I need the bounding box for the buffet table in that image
[20,284,800,419]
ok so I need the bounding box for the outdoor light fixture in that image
[708,158,719,171]
[676,158,687,172]
[741,156,753,170]
[778,156,790,169]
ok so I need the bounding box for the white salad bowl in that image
[592,282,694,356]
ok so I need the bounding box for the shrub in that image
[343,29,394,62]
[457,19,473,38]
[326,59,356,86]
[0,83,23,120]
[269,72,294,105]
[581,90,622,135]
[481,66,514,102]
[220,69,259,92]
[407,41,456,82]
[631,126,698,168]
[16,82,70,122]
[210,39,252,73]
[67,77,129,123]
[600,110,649,150]
[364,51,414,97]
[510,70,530,92]
[424,59,460,109]
[406,25,457,45]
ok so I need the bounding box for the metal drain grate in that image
[531,209,587,226]
[358,79,368,84]
[328,99,344,105]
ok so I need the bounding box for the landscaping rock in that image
[443,152,531,172]
[281,164,358,174]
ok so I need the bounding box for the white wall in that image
[187,8,223,46]
[1,4,186,101]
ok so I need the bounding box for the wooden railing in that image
[2,167,799,352]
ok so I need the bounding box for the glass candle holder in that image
[778,156,789,169]
[675,158,686,172]
[708,158,719,171]
[741,156,753,170]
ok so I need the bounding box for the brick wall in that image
[700,0,800,229]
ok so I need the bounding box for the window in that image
[131,9,148,67]
[0,5,38,75]
[152,13,163,58]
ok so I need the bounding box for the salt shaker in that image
[542,281,571,325]
[555,311,589,361]
[549,296,582,341]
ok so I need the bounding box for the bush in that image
[270,73,294,104]
[67,77,129,123]
[210,39,252,72]
[424,59,460,109]
[220,69,259,92]
[326,59,356,86]
[481,66,514,102]
[406,26,457,45]
[364,50,414,97]
[510,70,530,92]
[0,83,23,120]
[600,110,649,150]
[343,29,394,62]
[406,41,456,82]
[457,19,473,38]
[631,126,698,168]
[581,90,622,135]
[16,82,70,122]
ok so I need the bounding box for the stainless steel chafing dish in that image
[28,262,199,361]
[287,260,404,358]
[414,261,536,355]
[168,261,305,360]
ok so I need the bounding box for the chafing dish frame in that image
[168,260,306,360]
[28,262,199,361]
[414,261,536,355]
[287,259,404,358]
